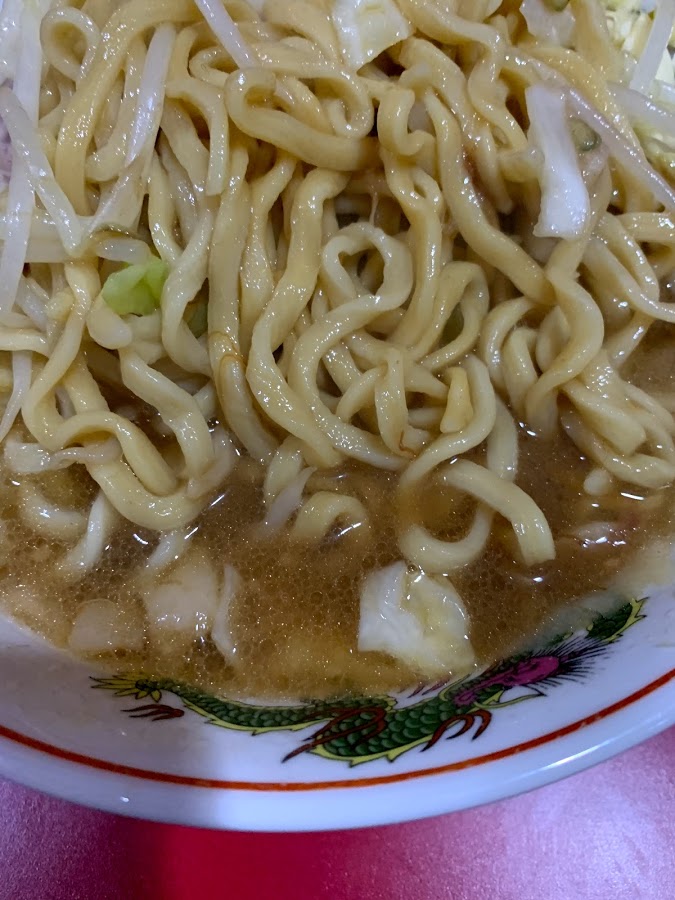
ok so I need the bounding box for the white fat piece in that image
[69,599,145,654]
[141,556,219,647]
[358,561,475,677]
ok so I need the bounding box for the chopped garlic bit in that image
[358,561,475,677]
[332,0,413,71]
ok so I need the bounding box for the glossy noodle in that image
[0,0,675,697]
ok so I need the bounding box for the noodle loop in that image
[2,0,675,685]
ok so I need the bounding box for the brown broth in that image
[0,410,673,701]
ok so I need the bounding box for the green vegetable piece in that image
[102,258,168,316]
[545,0,569,10]
[571,119,600,153]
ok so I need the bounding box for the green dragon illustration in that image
[93,598,645,766]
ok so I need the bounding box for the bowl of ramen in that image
[0,0,674,831]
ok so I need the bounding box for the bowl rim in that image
[0,663,672,830]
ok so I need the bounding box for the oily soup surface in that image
[1,405,672,702]
[3,0,675,701]
[4,329,671,701]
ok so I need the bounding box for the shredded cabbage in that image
[211,565,241,664]
[141,557,219,645]
[521,0,576,46]
[192,0,256,68]
[0,112,9,190]
[186,426,237,500]
[613,82,675,132]
[601,0,675,89]
[0,0,22,85]
[0,86,83,253]
[4,436,120,473]
[259,467,315,532]
[126,23,176,165]
[102,258,168,316]
[630,0,675,92]
[517,50,675,209]
[526,83,591,239]
[0,0,52,319]
[332,0,413,70]
[599,2,675,175]
[95,236,153,266]
[0,350,30,443]
[86,156,146,238]
[569,81,675,205]
[16,275,48,329]
[69,599,144,654]
[358,561,475,676]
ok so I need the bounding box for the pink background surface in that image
[1,728,674,899]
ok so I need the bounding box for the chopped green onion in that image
[545,0,570,10]
[101,258,168,316]
[571,119,600,153]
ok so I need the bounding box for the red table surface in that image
[1,727,674,900]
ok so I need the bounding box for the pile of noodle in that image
[0,0,674,680]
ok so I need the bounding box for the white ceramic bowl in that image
[0,575,674,831]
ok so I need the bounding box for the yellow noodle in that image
[1,0,675,672]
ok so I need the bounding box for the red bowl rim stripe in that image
[0,666,673,792]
